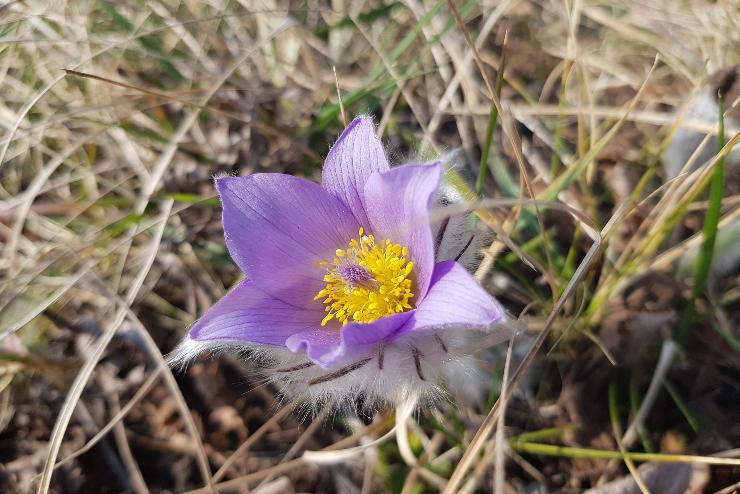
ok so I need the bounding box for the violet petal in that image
[217,174,360,308]
[285,311,413,368]
[322,117,390,226]
[189,280,325,344]
[363,162,442,300]
[408,260,505,332]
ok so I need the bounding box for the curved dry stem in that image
[213,401,296,482]
[444,199,626,493]
[49,368,162,473]
[36,201,172,494]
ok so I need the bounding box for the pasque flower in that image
[173,117,507,406]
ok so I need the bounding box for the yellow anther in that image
[315,229,415,326]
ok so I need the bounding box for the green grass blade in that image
[691,99,726,295]
[663,379,699,432]
[475,33,508,195]
[629,375,655,453]
[678,97,726,343]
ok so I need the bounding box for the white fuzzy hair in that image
[169,321,513,413]
[431,150,493,272]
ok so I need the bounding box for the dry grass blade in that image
[444,201,626,493]
[0,73,65,174]
[212,402,296,482]
[504,104,739,135]
[184,458,306,494]
[36,200,173,494]
[608,381,650,494]
[80,267,216,491]
[333,66,347,127]
[106,381,150,494]
[494,335,515,494]
[254,408,330,489]
[185,420,392,494]
[713,480,740,494]
[50,368,163,472]
[0,268,88,339]
[447,0,559,296]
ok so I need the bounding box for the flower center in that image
[314,228,415,326]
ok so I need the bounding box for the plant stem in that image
[475,31,508,195]
[677,96,726,344]
[510,441,740,466]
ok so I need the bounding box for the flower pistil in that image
[315,228,414,326]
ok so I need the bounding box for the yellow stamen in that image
[314,229,414,326]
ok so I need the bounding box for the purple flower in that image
[173,117,507,405]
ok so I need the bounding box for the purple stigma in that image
[338,264,375,287]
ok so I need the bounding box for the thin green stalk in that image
[677,98,726,344]
[550,63,570,178]
[608,379,621,434]
[710,321,740,351]
[609,379,650,494]
[509,441,740,466]
[693,102,727,285]
[663,379,699,432]
[629,375,655,453]
[560,226,582,280]
[509,424,581,443]
[475,32,508,195]
[315,0,445,130]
